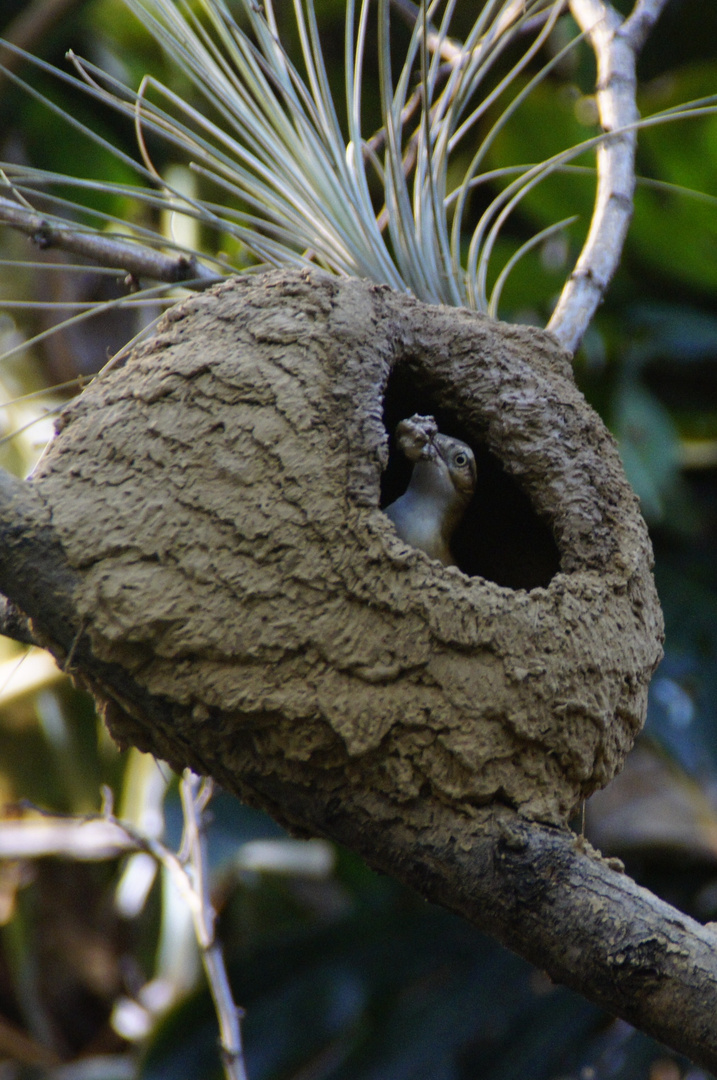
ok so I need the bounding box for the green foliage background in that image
[0,1,716,1078]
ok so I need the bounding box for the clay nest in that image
[31,268,664,830]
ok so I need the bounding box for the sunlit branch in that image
[0,813,137,859]
[622,0,673,51]
[102,775,248,1080]
[547,0,671,354]
[179,774,248,1080]
[0,776,248,1080]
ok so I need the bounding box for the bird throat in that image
[390,460,467,564]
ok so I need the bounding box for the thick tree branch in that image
[262,778,717,1075]
[0,453,714,1071]
[548,0,670,354]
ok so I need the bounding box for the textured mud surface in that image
[32,268,664,828]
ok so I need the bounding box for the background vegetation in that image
[0,0,716,1077]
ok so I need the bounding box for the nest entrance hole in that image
[380,366,560,590]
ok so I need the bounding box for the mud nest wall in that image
[31,268,664,831]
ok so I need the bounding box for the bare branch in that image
[547,0,670,354]
[622,0,673,52]
[101,774,248,1080]
[0,0,83,99]
[0,773,247,1080]
[0,449,714,1071]
[389,0,567,56]
[303,795,717,1078]
[180,772,248,1080]
[0,0,81,57]
[0,195,221,285]
[0,816,137,859]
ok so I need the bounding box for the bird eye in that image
[454,452,468,467]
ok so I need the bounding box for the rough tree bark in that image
[3,268,717,1070]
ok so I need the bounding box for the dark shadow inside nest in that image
[380,364,561,590]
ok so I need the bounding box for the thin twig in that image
[0,0,82,97]
[0,771,252,1080]
[389,0,565,56]
[366,61,454,159]
[179,771,249,1080]
[0,814,137,859]
[369,1,567,233]
[388,0,462,62]
[100,775,250,1079]
[622,0,672,52]
[0,194,221,285]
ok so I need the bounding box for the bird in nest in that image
[384,414,477,568]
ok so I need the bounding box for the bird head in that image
[384,414,477,567]
[435,434,477,501]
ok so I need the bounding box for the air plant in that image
[1,0,713,389]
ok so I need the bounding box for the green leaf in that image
[629,63,717,291]
[611,380,681,522]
